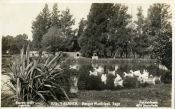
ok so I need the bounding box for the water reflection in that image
[74,63,161,90]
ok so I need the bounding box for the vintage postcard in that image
[0,0,174,108]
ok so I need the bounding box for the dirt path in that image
[1,74,14,95]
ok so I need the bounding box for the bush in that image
[78,65,92,90]
[161,70,172,83]
[106,74,115,90]
[86,75,102,90]
[123,77,139,88]
[3,47,70,103]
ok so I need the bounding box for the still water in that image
[66,60,161,90]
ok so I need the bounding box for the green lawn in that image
[74,84,171,107]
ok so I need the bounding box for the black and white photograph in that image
[0,0,174,108]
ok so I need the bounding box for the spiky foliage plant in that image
[3,45,70,104]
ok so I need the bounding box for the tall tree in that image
[79,3,114,57]
[41,8,76,52]
[79,3,132,57]
[107,4,132,58]
[71,18,87,51]
[77,18,87,37]
[133,7,149,58]
[60,8,76,51]
[51,3,61,27]
[60,8,75,37]
[135,7,144,36]
[32,4,51,50]
[147,3,172,70]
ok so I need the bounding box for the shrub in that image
[161,70,172,83]
[3,46,70,103]
[123,77,139,88]
[78,65,92,90]
[86,75,102,90]
[106,74,115,90]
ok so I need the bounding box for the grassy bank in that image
[76,84,171,107]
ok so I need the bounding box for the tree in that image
[2,35,16,54]
[79,3,114,57]
[79,3,132,58]
[77,18,87,37]
[71,18,87,52]
[135,7,144,36]
[107,4,132,58]
[59,8,76,51]
[32,4,51,50]
[2,34,30,54]
[2,36,9,54]
[41,8,76,52]
[51,3,61,27]
[133,7,149,58]
[41,26,66,52]
[147,3,172,70]
[15,34,29,52]
[60,8,75,37]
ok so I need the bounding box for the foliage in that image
[73,18,87,51]
[41,26,66,52]
[15,34,29,51]
[2,34,30,54]
[40,6,76,52]
[78,3,172,68]
[51,3,61,27]
[79,3,114,57]
[86,75,102,90]
[161,70,171,83]
[123,77,139,88]
[59,8,76,51]
[79,3,132,58]
[60,8,75,31]
[77,65,91,90]
[133,7,150,58]
[2,35,16,54]
[77,18,87,37]
[106,74,115,89]
[32,4,51,49]
[3,47,70,103]
[146,3,172,70]
[107,4,132,58]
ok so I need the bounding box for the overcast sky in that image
[0,0,172,40]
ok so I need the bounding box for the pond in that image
[64,58,163,91]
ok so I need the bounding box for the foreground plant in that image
[3,46,70,104]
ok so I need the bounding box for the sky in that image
[0,0,172,40]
